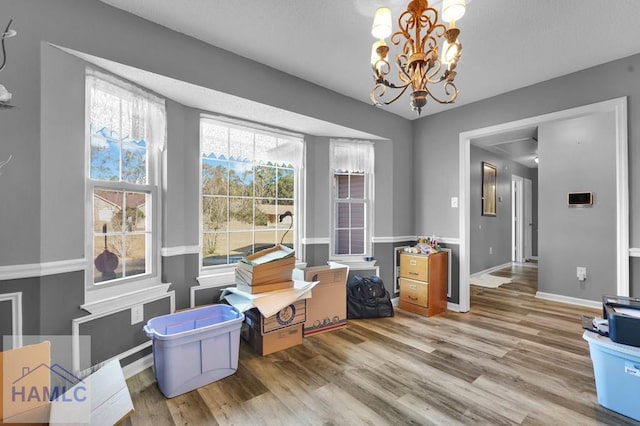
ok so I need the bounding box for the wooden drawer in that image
[399,254,429,281]
[399,278,428,307]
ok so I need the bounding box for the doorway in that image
[457,97,629,313]
[512,174,533,264]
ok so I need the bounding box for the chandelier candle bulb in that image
[371,7,392,39]
[442,0,466,23]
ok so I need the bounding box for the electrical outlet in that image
[489,246,493,255]
[451,197,458,208]
[131,304,144,325]
[577,267,587,281]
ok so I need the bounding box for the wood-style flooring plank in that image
[125,264,640,425]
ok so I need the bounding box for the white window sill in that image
[82,280,172,315]
[328,259,378,270]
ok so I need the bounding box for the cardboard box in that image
[241,300,306,355]
[303,264,349,336]
[244,300,306,334]
[1,342,133,425]
[241,323,303,356]
[1,341,51,424]
[235,245,295,286]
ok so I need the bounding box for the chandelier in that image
[370,0,466,114]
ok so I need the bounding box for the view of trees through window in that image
[88,73,162,285]
[201,120,299,267]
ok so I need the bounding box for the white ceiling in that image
[99,0,640,121]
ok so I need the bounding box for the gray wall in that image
[0,0,412,368]
[0,0,413,268]
[2,0,640,369]
[414,53,640,301]
[538,112,617,299]
[469,145,537,274]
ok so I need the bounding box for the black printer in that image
[602,295,640,347]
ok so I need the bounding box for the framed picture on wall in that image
[482,162,497,216]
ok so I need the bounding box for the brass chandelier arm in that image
[371,81,412,106]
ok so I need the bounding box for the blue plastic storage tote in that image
[144,304,244,398]
[583,331,640,421]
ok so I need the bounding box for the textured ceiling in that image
[99,0,640,120]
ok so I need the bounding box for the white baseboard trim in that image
[471,262,512,277]
[535,291,601,309]
[447,302,462,312]
[122,353,154,379]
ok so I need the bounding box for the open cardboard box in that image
[1,341,133,425]
[299,262,349,336]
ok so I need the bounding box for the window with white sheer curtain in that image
[85,69,166,291]
[200,116,304,270]
[330,139,375,259]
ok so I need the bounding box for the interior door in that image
[511,175,524,263]
[524,177,533,260]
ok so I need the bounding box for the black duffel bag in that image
[347,275,394,319]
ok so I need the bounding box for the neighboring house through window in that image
[200,116,304,271]
[85,69,166,301]
[330,139,375,260]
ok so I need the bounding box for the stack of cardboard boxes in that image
[235,248,350,356]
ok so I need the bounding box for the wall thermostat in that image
[568,192,593,206]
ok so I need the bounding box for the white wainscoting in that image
[71,291,175,373]
[0,292,22,349]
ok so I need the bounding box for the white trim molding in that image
[535,292,601,309]
[0,292,22,349]
[372,236,416,243]
[459,97,629,313]
[160,245,200,257]
[0,258,85,281]
[122,353,154,379]
[447,302,461,312]
[629,248,640,257]
[72,290,175,373]
[301,237,330,245]
[470,262,513,277]
[82,283,173,315]
[435,237,460,245]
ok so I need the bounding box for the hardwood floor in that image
[124,265,639,425]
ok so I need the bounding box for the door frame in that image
[457,97,628,312]
[511,175,524,263]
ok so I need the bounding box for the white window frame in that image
[83,70,165,306]
[329,140,374,262]
[198,115,305,277]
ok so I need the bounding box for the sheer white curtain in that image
[201,116,303,168]
[86,69,167,152]
[330,139,375,173]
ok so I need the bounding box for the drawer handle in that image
[408,296,418,301]
[409,260,417,266]
[409,272,419,276]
